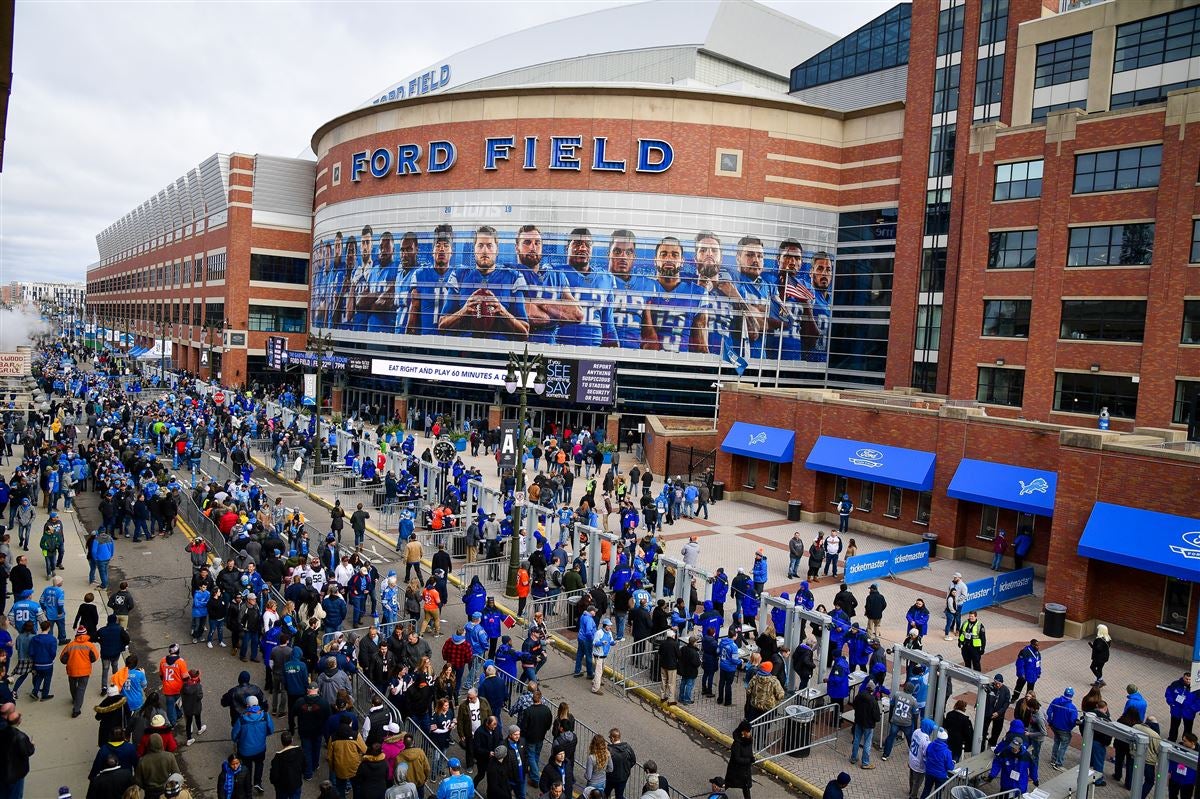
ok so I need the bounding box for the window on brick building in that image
[982,299,1031,337]
[1162,577,1191,634]
[1053,371,1139,418]
[833,476,847,505]
[766,462,780,491]
[979,505,998,541]
[1073,145,1162,193]
[1191,220,1200,263]
[1067,223,1154,267]
[248,305,307,333]
[994,159,1043,200]
[937,4,965,56]
[250,253,309,284]
[977,367,1025,407]
[987,230,1038,269]
[932,64,960,114]
[743,460,758,490]
[915,491,932,525]
[1182,301,1200,344]
[978,0,1008,47]
[928,126,956,178]
[1060,299,1146,342]
[1035,32,1092,88]
[885,486,903,518]
[859,482,874,513]
[1115,6,1200,73]
[1173,380,1200,425]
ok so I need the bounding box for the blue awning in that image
[804,435,935,491]
[720,422,795,464]
[1079,502,1200,581]
[947,459,1057,516]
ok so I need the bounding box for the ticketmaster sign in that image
[844,541,931,585]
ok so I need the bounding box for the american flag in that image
[784,279,814,302]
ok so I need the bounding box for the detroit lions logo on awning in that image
[748,432,767,446]
[1018,477,1049,496]
[1170,532,1200,560]
[848,448,884,469]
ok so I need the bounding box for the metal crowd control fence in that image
[466,655,690,799]
[456,554,510,596]
[350,672,486,799]
[750,692,840,762]
[609,629,671,693]
[528,588,589,631]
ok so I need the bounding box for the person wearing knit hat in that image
[752,549,768,596]
[822,772,852,799]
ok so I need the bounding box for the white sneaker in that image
[207,642,213,649]
[219,642,226,647]
[944,634,954,641]
[186,737,195,746]
[198,724,207,736]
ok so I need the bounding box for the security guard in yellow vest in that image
[959,610,986,671]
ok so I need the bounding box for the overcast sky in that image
[0,0,895,286]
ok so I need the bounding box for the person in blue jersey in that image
[514,224,582,344]
[309,241,328,330]
[335,234,359,328]
[439,225,530,339]
[641,237,708,353]
[352,229,399,333]
[733,236,772,358]
[694,232,736,356]
[405,225,458,336]
[391,232,421,335]
[608,229,652,349]
[324,233,346,328]
[555,228,617,347]
[347,225,380,330]
[767,239,812,361]
[802,251,833,363]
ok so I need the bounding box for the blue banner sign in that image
[993,567,1035,604]
[891,542,930,575]
[961,576,997,613]
[844,551,892,584]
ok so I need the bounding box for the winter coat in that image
[924,738,956,779]
[231,706,274,757]
[724,734,754,789]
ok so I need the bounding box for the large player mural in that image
[310,223,834,365]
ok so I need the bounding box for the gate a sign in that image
[499,421,519,469]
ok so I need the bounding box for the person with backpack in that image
[1046,686,1079,771]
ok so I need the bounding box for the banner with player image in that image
[308,222,834,365]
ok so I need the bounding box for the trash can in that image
[787,500,803,522]
[950,788,987,799]
[712,481,725,501]
[783,704,816,758]
[452,533,467,559]
[922,532,940,559]
[1043,603,1067,638]
[342,474,357,489]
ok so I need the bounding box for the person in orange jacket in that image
[422,580,442,637]
[516,565,532,619]
[159,643,189,727]
[60,623,99,717]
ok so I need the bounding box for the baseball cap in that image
[448,757,461,769]
[246,695,259,707]
[710,777,726,788]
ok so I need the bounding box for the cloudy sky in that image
[0,0,894,285]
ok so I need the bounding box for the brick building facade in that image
[716,383,1200,655]
[86,154,315,387]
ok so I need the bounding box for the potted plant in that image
[449,430,469,452]
[599,442,617,465]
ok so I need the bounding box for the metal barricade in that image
[527,588,590,632]
[750,692,840,762]
[609,629,670,693]
[456,555,510,596]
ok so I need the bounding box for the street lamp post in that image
[307,330,335,481]
[158,320,167,384]
[503,345,547,597]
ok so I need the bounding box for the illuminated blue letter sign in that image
[428,141,457,173]
[591,137,627,172]
[370,148,392,179]
[549,136,583,170]
[636,139,674,173]
[484,137,515,170]
[396,144,422,175]
[350,151,370,182]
